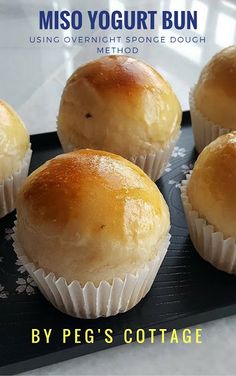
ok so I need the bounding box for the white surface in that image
[0,0,236,375]
[0,0,235,134]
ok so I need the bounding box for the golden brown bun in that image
[16,149,170,286]
[0,100,29,181]
[187,132,236,238]
[57,55,182,157]
[194,45,236,129]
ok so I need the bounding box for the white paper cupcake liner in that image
[181,173,236,274]
[12,225,170,319]
[189,88,232,153]
[129,132,180,182]
[0,147,32,218]
[58,131,180,182]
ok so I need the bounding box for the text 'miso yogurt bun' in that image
[57,55,182,181]
[187,132,236,239]
[16,149,170,287]
[194,45,236,130]
[0,100,29,181]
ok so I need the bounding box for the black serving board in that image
[1,112,236,375]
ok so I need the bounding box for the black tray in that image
[1,112,236,375]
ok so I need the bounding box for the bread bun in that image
[187,132,236,239]
[0,100,29,181]
[16,149,170,286]
[57,55,182,157]
[194,45,236,129]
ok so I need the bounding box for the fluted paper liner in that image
[59,133,180,182]
[0,147,32,218]
[129,132,180,182]
[189,88,232,153]
[12,225,170,319]
[181,173,236,274]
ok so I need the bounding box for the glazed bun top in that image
[187,132,236,239]
[194,45,236,129]
[57,55,182,157]
[0,100,29,181]
[16,149,170,286]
